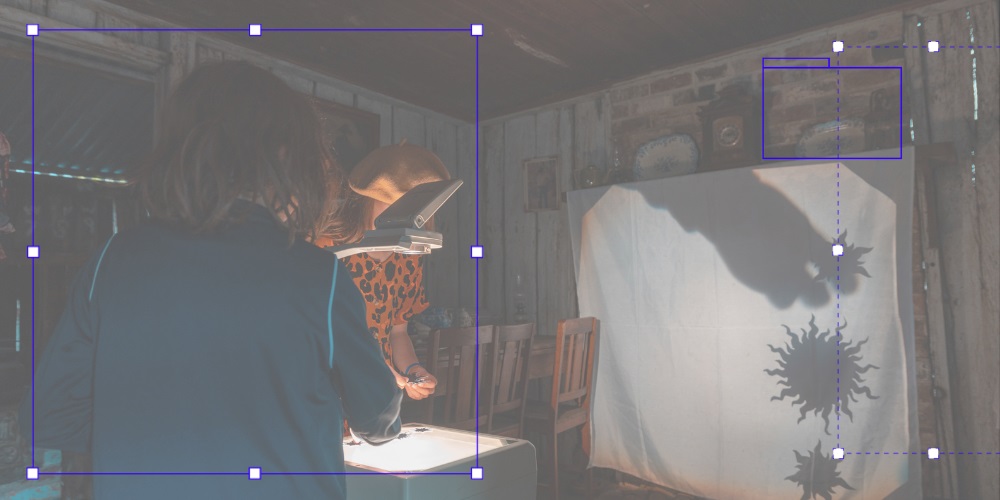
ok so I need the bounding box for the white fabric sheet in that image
[567,148,920,499]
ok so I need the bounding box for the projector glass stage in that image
[344,425,504,473]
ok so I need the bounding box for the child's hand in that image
[385,360,407,389]
[403,366,437,400]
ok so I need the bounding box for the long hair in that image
[133,61,338,244]
[321,186,373,246]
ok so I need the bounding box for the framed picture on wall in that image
[312,98,380,174]
[523,156,560,212]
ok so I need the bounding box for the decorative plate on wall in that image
[632,134,699,181]
[795,119,866,157]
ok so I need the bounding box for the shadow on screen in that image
[602,166,874,309]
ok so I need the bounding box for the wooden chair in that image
[488,323,535,438]
[424,326,495,432]
[524,317,600,500]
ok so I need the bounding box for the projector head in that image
[326,179,462,259]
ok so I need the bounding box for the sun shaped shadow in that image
[813,229,873,295]
[765,316,879,434]
[786,441,855,500]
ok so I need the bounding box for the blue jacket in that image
[20,201,402,499]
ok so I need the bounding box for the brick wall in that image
[608,14,908,165]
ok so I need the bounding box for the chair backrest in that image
[492,323,535,415]
[427,325,495,430]
[551,317,599,407]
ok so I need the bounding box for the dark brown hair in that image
[134,61,338,243]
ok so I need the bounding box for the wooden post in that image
[911,3,999,497]
[915,142,961,499]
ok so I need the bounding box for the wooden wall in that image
[479,98,605,329]
[0,0,476,311]
[905,3,1000,498]
[482,0,997,498]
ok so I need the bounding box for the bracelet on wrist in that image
[403,362,422,377]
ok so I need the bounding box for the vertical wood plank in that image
[160,32,190,122]
[481,122,505,324]
[568,333,583,394]
[426,119,459,308]
[356,95,393,147]
[903,15,931,145]
[503,115,537,324]
[905,16,950,498]
[556,105,579,326]
[574,96,609,188]
[915,151,960,498]
[456,125,477,312]
[393,107,425,146]
[921,6,995,499]
[457,344,473,421]
[499,340,516,403]
[970,3,1000,499]
[534,108,560,336]
[165,32,190,87]
[913,195,937,495]
[931,156,992,499]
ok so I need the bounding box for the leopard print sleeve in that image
[392,255,429,325]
